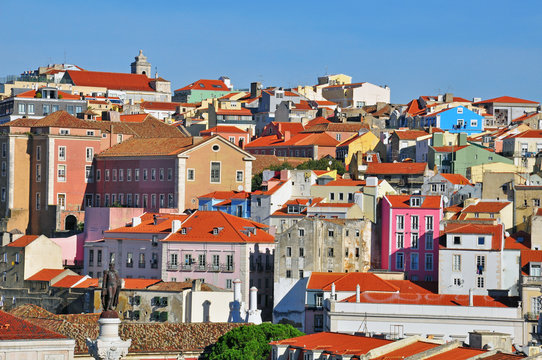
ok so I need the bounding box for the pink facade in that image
[381,195,442,282]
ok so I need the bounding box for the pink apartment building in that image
[84,211,275,320]
[381,195,442,281]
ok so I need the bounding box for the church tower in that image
[130,50,152,76]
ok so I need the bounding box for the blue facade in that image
[423,106,483,135]
[198,196,251,218]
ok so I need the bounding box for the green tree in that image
[251,162,294,191]
[205,323,304,360]
[296,157,346,175]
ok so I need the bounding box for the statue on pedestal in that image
[101,262,121,314]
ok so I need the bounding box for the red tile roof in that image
[336,132,374,147]
[198,190,250,200]
[507,130,542,139]
[462,201,510,213]
[0,310,67,340]
[200,126,249,135]
[303,122,367,133]
[269,121,305,136]
[440,173,472,185]
[443,223,503,250]
[432,145,469,153]
[320,178,366,187]
[123,278,161,290]
[292,100,314,111]
[107,213,189,234]
[305,117,331,127]
[73,278,99,288]
[140,101,181,111]
[405,99,425,116]
[66,70,156,92]
[270,332,391,356]
[26,268,66,281]
[15,89,81,100]
[512,112,539,123]
[96,137,199,157]
[118,114,149,123]
[341,292,510,307]
[424,347,485,360]
[215,108,253,116]
[246,132,339,148]
[394,129,429,140]
[175,79,230,92]
[365,162,427,175]
[2,111,95,129]
[504,231,531,250]
[521,250,542,269]
[164,211,274,244]
[373,341,439,360]
[52,275,86,288]
[473,96,539,105]
[6,235,39,247]
[309,272,399,292]
[385,195,441,209]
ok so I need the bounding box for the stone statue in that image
[101,262,121,312]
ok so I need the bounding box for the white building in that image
[439,223,520,296]
[321,82,390,108]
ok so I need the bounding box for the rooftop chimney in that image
[192,279,202,291]
[356,284,360,303]
[171,219,181,233]
[132,217,141,227]
[469,288,474,306]
[153,214,158,226]
[283,130,291,142]
[250,82,262,98]
[444,93,454,103]
[233,279,242,303]
[331,282,336,300]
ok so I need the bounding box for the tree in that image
[251,162,293,190]
[205,323,304,360]
[296,157,346,175]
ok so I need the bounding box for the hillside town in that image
[0,50,542,360]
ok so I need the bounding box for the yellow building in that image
[336,131,385,167]
[467,162,529,183]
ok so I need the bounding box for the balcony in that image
[138,262,145,269]
[525,312,539,321]
[523,276,542,285]
[167,263,178,271]
[178,263,234,272]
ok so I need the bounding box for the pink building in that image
[84,210,275,320]
[381,195,442,282]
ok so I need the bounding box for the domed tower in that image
[130,50,151,76]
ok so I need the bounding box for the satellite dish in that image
[238,185,244,191]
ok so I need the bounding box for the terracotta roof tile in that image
[385,195,441,209]
[504,231,531,250]
[439,173,472,185]
[26,268,66,281]
[394,129,429,140]
[107,213,189,234]
[443,223,503,250]
[96,137,199,157]
[66,70,156,92]
[462,201,510,213]
[424,347,485,360]
[305,117,331,127]
[198,191,250,200]
[303,122,367,133]
[215,108,252,116]
[6,235,39,247]
[373,341,440,360]
[0,310,67,340]
[473,96,539,105]
[122,278,161,290]
[140,101,181,111]
[341,292,510,307]
[175,79,230,92]
[51,275,86,288]
[365,162,427,175]
[200,126,249,135]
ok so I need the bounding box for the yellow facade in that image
[337,132,382,166]
[468,162,528,183]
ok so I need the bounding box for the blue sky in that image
[2,1,541,103]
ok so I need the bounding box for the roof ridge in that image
[219,211,249,243]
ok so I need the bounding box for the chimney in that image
[192,279,202,291]
[171,220,181,233]
[132,217,141,227]
[249,286,258,311]
[356,284,360,303]
[233,279,242,302]
[153,214,158,226]
[444,93,454,103]
[469,288,474,306]
[250,82,262,98]
[284,130,291,142]
[331,282,336,300]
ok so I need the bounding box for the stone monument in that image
[87,262,131,360]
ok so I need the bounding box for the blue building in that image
[422,106,484,135]
[198,191,251,218]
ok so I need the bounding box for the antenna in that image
[357,312,369,334]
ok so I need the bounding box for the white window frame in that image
[187,169,195,181]
[57,164,66,182]
[210,161,221,183]
[85,147,93,162]
[236,170,243,182]
[58,146,66,161]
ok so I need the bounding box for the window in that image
[159,168,164,181]
[457,119,464,127]
[396,215,404,230]
[27,104,34,114]
[57,165,66,182]
[139,253,145,268]
[440,184,445,192]
[298,228,305,237]
[112,169,117,181]
[339,193,344,201]
[299,247,305,257]
[117,134,123,143]
[35,145,41,161]
[105,169,110,181]
[470,119,478,127]
[425,216,433,230]
[328,229,334,237]
[457,107,463,114]
[411,215,418,230]
[95,194,101,207]
[453,236,461,245]
[1,143,5,158]
[534,199,541,207]
[150,168,156,181]
[286,247,292,257]
[327,247,334,257]
[96,169,101,181]
[85,166,93,183]
[396,253,404,269]
[126,193,133,206]
[476,255,485,274]
[167,168,172,181]
[151,194,157,208]
[477,276,485,288]
[453,254,461,271]
[236,170,243,182]
[210,162,221,183]
[431,184,437,192]
[425,233,433,250]
[134,169,140,181]
[299,270,304,279]
[286,270,292,278]
[159,194,165,208]
[226,254,234,271]
[453,278,462,286]
[477,236,485,245]
[425,253,433,271]
[0,162,5,177]
[35,192,41,210]
[142,194,148,208]
[36,164,41,182]
[396,233,404,249]
[329,192,335,201]
[119,169,124,182]
[228,136,235,143]
[104,194,110,207]
[86,130,95,136]
[43,104,50,115]
[1,188,6,202]
[411,253,419,270]
[226,279,233,289]
[86,147,93,162]
[134,194,140,207]
[18,103,25,114]
[57,194,66,210]
[58,146,66,161]
[187,169,195,181]
[168,194,174,208]
[143,169,148,181]
[126,252,133,267]
[411,233,418,249]
[52,105,59,113]
[89,250,94,266]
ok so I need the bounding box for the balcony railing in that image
[525,312,539,321]
[170,263,234,272]
[523,276,542,285]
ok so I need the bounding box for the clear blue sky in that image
[2,0,541,104]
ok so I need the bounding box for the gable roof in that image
[65,70,156,92]
[51,275,87,288]
[385,195,441,209]
[394,129,429,140]
[365,162,428,175]
[303,122,367,133]
[97,137,200,157]
[175,79,230,92]
[507,130,542,139]
[462,201,511,213]
[305,116,331,127]
[439,173,472,185]
[15,88,81,100]
[140,101,181,111]
[0,310,67,340]
[473,96,539,105]
[443,223,503,250]
[341,291,510,307]
[198,190,250,200]
[200,125,249,135]
[6,235,39,247]
[26,268,66,281]
[107,212,188,234]
[164,211,273,244]
[2,111,96,129]
[122,278,161,290]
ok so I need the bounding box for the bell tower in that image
[130,50,152,76]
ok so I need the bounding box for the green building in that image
[428,132,512,176]
[172,78,234,103]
